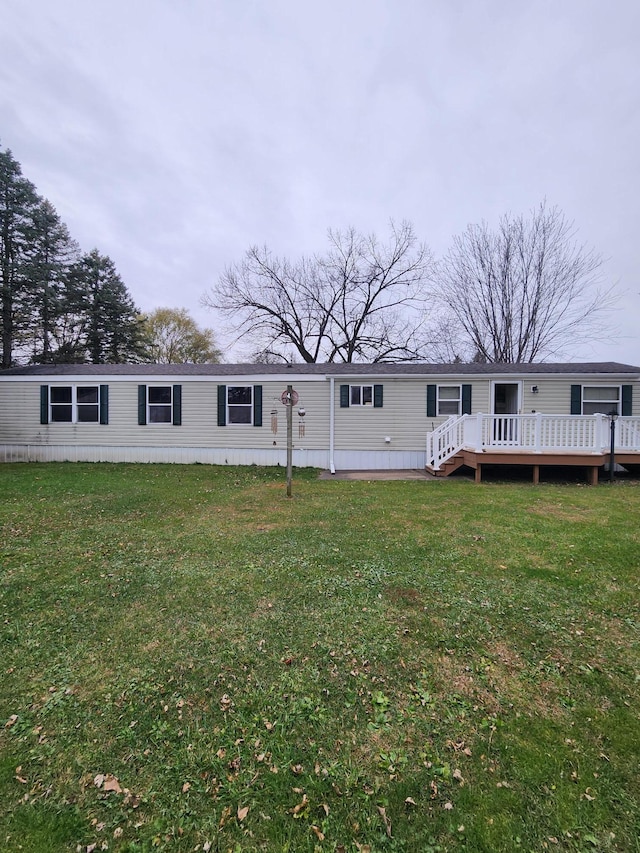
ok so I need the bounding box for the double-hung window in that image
[427,383,471,417]
[581,386,621,416]
[41,385,107,424]
[148,386,173,423]
[437,385,461,416]
[227,386,253,424]
[138,385,182,425]
[216,384,262,426]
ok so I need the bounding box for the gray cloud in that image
[1,0,638,362]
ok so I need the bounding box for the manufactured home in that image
[0,362,639,481]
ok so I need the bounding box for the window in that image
[437,385,461,416]
[148,386,173,423]
[216,385,262,426]
[227,386,253,424]
[427,384,471,417]
[138,385,182,425]
[350,385,373,406]
[40,385,107,425]
[581,386,620,415]
[339,384,383,408]
[49,385,99,423]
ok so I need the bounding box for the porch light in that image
[531,385,539,394]
[608,409,618,484]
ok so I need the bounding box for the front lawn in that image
[1,464,638,852]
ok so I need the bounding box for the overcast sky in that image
[2,0,639,365]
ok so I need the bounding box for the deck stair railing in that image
[427,414,640,472]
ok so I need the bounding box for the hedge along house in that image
[0,362,639,481]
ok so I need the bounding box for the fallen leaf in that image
[444,801,454,810]
[453,768,464,785]
[404,797,417,806]
[311,825,325,841]
[113,827,123,839]
[5,714,18,729]
[290,793,309,816]
[103,775,123,794]
[377,805,392,837]
[93,774,105,789]
[182,781,191,793]
[291,763,304,775]
[237,805,249,822]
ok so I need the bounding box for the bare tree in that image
[203,222,434,363]
[436,203,616,363]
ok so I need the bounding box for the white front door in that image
[491,382,522,445]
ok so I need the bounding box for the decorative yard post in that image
[608,410,618,484]
[281,385,298,497]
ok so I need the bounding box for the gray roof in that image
[1,361,639,378]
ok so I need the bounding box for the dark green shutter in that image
[570,384,582,415]
[253,385,262,426]
[217,385,227,426]
[99,385,109,425]
[40,385,49,424]
[138,385,147,425]
[172,385,182,425]
[427,384,437,418]
[373,384,383,408]
[462,384,472,415]
[622,385,632,416]
[340,385,349,408]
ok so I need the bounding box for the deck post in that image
[475,414,484,452]
[475,463,482,483]
[588,466,599,486]
[532,464,540,485]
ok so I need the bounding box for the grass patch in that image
[1,463,639,852]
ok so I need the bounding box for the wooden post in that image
[286,384,293,498]
[475,464,482,483]
[532,464,540,485]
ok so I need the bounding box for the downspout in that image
[329,375,336,474]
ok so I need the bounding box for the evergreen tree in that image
[22,199,79,363]
[67,250,145,363]
[0,148,40,368]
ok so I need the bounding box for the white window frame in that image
[437,384,462,416]
[147,385,173,424]
[49,385,100,423]
[581,385,621,416]
[227,385,253,425]
[350,384,374,406]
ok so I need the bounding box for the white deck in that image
[426,413,640,472]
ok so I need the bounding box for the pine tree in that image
[0,148,40,367]
[22,199,79,363]
[67,249,145,363]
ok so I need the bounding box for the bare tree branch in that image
[202,222,434,362]
[435,202,617,362]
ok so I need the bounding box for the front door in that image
[492,382,521,415]
[491,382,522,444]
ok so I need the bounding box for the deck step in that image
[427,452,467,477]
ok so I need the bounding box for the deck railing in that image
[427,414,640,471]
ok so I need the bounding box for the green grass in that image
[0,463,639,853]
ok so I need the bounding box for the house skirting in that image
[0,444,426,471]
